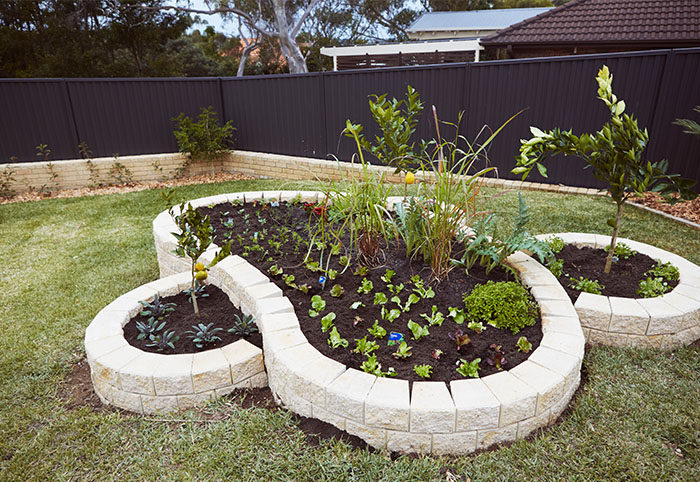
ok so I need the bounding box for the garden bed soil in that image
[554,245,679,303]
[200,200,543,383]
[122,285,262,354]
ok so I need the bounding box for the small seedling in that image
[381,306,401,322]
[327,326,349,349]
[546,236,565,254]
[350,301,365,310]
[411,275,435,299]
[448,328,471,351]
[392,293,419,312]
[431,349,444,360]
[228,314,258,336]
[547,258,564,278]
[569,276,604,295]
[368,320,387,338]
[407,320,429,341]
[146,330,179,351]
[387,283,404,295]
[268,264,283,276]
[186,323,223,348]
[373,292,388,305]
[447,307,467,324]
[516,336,532,353]
[413,364,433,379]
[646,261,679,281]
[360,354,396,377]
[358,278,374,294]
[637,277,671,297]
[321,312,336,332]
[381,269,395,283]
[282,274,296,288]
[456,358,481,378]
[467,321,486,334]
[392,341,413,359]
[420,305,445,326]
[311,295,326,313]
[138,294,176,319]
[338,255,350,267]
[353,336,379,355]
[353,316,364,327]
[330,284,344,297]
[487,344,507,370]
[605,242,637,259]
[354,266,369,276]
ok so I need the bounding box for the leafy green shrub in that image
[637,277,671,298]
[646,261,680,281]
[547,258,564,278]
[173,106,235,177]
[605,242,636,259]
[568,277,604,295]
[546,236,565,254]
[463,281,538,334]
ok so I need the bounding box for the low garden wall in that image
[84,270,267,414]
[535,233,700,348]
[150,191,585,455]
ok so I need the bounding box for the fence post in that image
[61,79,82,159]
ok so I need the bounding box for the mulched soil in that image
[630,192,700,224]
[122,285,262,354]
[200,200,543,383]
[554,244,679,303]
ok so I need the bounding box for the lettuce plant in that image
[413,364,433,379]
[327,326,348,349]
[456,358,480,378]
[407,320,430,341]
[353,336,379,355]
[368,320,387,339]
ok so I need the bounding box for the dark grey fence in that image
[1,47,699,189]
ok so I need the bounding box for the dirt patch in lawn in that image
[553,244,678,303]
[122,284,262,354]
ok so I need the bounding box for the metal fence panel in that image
[66,78,221,158]
[0,80,78,162]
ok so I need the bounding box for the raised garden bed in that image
[151,191,585,454]
[535,233,700,348]
[84,270,268,414]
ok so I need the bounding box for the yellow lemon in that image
[195,271,208,281]
[405,171,415,184]
[194,262,205,272]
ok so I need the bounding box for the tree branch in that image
[290,0,322,38]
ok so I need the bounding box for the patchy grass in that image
[0,179,698,481]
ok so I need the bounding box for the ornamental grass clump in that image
[463,281,538,334]
[513,65,697,274]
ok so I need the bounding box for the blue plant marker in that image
[388,332,403,346]
[318,275,327,285]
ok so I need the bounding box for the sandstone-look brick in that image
[108,387,143,413]
[254,297,294,320]
[364,377,410,431]
[575,292,612,331]
[248,371,268,387]
[119,353,162,395]
[103,297,143,319]
[239,282,282,314]
[538,299,579,319]
[144,276,183,298]
[517,409,551,439]
[92,345,143,387]
[481,371,537,426]
[86,334,129,364]
[540,331,585,359]
[409,382,456,434]
[528,346,580,389]
[326,369,376,422]
[386,431,432,454]
[345,419,387,450]
[477,424,518,450]
[192,349,233,393]
[261,328,307,369]
[541,315,584,337]
[176,390,216,409]
[122,285,159,305]
[588,329,627,346]
[509,360,566,415]
[280,345,345,408]
[450,378,500,431]
[311,405,347,431]
[242,191,265,203]
[639,297,688,336]
[529,284,570,301]
[84,310,127,343]
[608,297,650,335]
[220,339,264,383]
[141,394,179,414]
[661,325,700,348]
[432,432,477,456]
[660,292,700,330]
[152,354,194,395]
[257,312,300,334]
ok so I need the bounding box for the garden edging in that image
[84,271,268,414]
[535,233,700,348]
[149,191,585,455]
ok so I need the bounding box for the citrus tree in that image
[513,65,697,273]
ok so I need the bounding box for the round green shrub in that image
[463,281,538,334]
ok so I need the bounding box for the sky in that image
[166,0,231,34]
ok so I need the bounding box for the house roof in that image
[481,0,700,47]
[407,8,552,33]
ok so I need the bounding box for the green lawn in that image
[0,179,698,481]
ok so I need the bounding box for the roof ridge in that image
[481,0,588,42]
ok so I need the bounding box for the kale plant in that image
[186,323,224,348]
[138,294,176,319]
[228,314,258,336]
[146,330,179,351]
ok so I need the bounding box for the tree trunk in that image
[272,0,308,74]
[191,262,200,318]
[604,202,625,274]
[237,42,259,77]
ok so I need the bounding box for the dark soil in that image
[200,199,543,383]
[123,285,262,354]
[554,245,679,303]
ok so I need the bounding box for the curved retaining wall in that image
[85,271,268,414]
[151,191,585,455]
[536,233,700,348]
